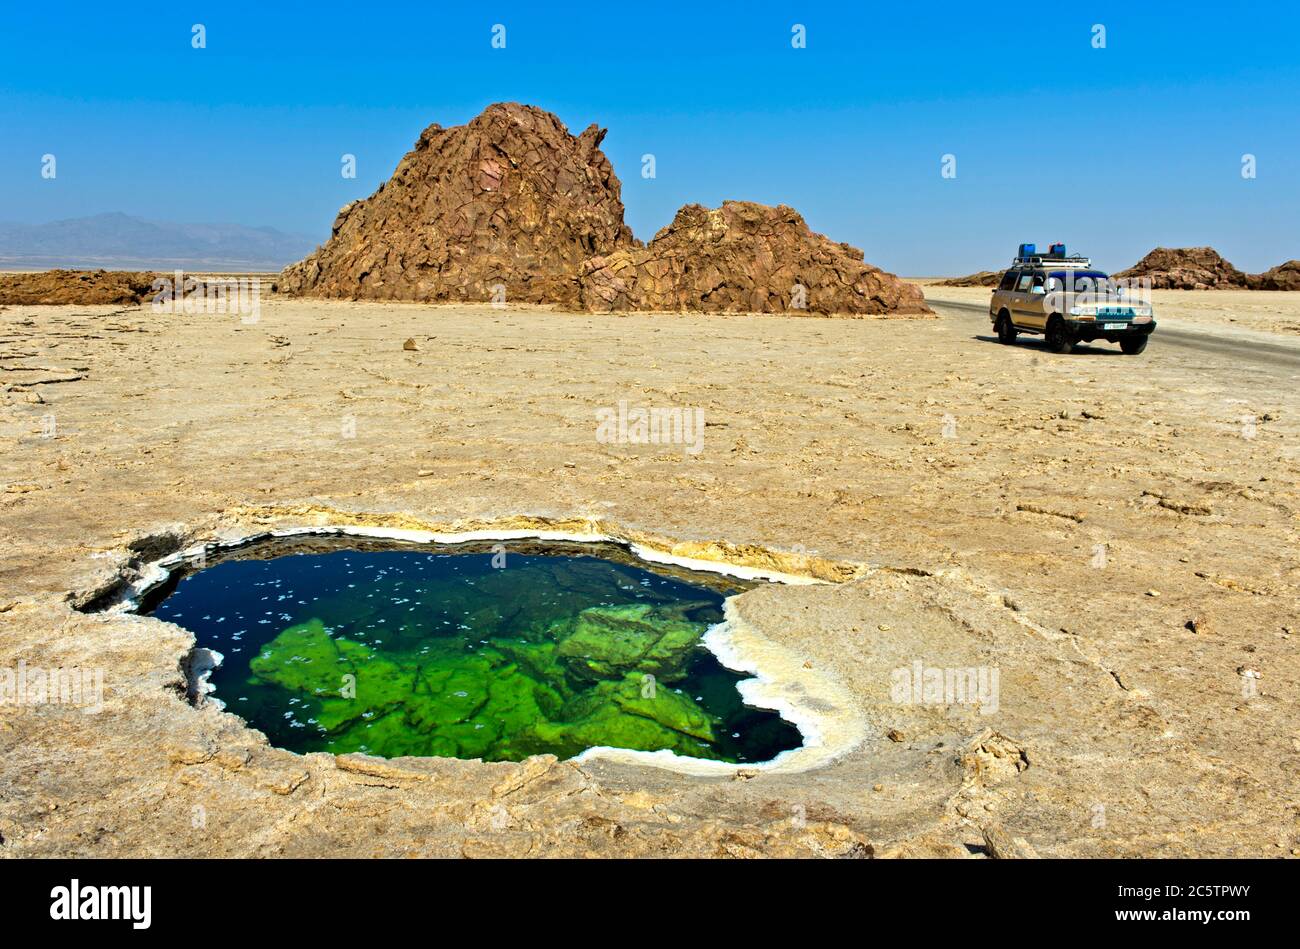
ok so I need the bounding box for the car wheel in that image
[996,311,1017,344]
[1120,336,1148,355]
[1045,317,1075,354]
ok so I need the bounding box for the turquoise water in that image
[146,539,802,764]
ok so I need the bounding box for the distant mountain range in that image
[0,212,316,271]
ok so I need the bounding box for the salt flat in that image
[1,294,1296,857]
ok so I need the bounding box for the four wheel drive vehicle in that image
[989,244,1157,354]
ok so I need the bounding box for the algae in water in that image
[149,544,801,763]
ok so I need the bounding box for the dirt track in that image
[926,292,1300,368]
[1,294,1297,857]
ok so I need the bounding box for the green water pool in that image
[145,537,802,764]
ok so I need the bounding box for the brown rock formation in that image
[281,104,927,316]
[578,201,930,315]
[935,270,1002,288]
[1247,260,1300,291]
[1114,247,1249,289]
[279,103,635,306]
[0,269,161,305]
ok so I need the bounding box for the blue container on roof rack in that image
[1018,243,1036,258]
[1048,242,1067,257]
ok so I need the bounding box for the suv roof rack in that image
[1012,254,1092,269]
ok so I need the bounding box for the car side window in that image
[1015,272,1033,292]
[1031,273,1046,292]
[998,270,1018,291]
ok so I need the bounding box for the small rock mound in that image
[578,201,930,315]
[1247,260,1300,291]
[0,269,161,305]
[279,102,635,306]
[1114,247,1249,289]
[934,270,1002,288]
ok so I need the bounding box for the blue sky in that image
[1,1,1297,274]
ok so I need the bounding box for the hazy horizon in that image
[0,211,315,270]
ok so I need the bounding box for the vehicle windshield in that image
[1046,270,1115,293]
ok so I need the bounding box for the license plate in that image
[1103,322,1127,330]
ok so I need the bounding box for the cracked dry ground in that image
[1,297,1296,858]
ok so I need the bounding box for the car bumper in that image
[1067,319,1157,341]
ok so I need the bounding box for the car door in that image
[1020,271,1050,331]
[992,269,1018,318]
[1009,270,1038,329]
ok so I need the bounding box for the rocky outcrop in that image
[281,104,927,316]
[279,103,635,307]
[0,269,161,305]
[934,270,1002,288]
[1247,260,1300,291]
[1114,247,1249,289]
[578,201,931,315]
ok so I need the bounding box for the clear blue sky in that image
[2,1,1297,275]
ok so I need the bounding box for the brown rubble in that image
[578,201,931,316]
[0,269,162,305]
[934,270,1002,288]
[1247,260,1300,291]
[1114,247,1249,289]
